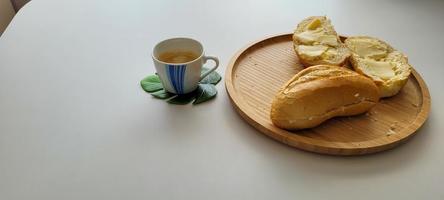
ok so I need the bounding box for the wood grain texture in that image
[225,34,431,155]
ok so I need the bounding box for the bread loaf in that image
[293,16,350,67]
[270,65,380,130]
[344,36,411,97]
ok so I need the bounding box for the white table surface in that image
[1,0,444,199]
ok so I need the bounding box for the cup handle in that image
[200,56,219,81]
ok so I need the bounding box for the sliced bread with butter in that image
[344,36,411,97]
[293,16,350,67]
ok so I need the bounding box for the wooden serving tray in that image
[225,34,430,155]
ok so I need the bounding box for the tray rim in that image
[225,33,431,155]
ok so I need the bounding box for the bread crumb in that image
[354,93,360,97]
[308,117,313,120]
[386,129,396,136]
[411,103,418,107]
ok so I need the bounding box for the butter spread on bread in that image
[293,16,350,67]
[345,36,411,97]
[270,65,379,130]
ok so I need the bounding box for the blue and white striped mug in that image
[152,38,219,94]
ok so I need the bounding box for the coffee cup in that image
[152,38,219,94]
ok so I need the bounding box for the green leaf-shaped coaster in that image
[200,67,222,85]
[141,68,221,105]
[194,84,217,104]
[167,90,198,105]
[140,75,163,92]
[150,89,175,99]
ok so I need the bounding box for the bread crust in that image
[270,65,379,130]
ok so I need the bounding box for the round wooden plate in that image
[225,34,431,155]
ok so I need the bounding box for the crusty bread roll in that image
[344,36,411,97]
[293,16,350,67]
[270,65,380,130]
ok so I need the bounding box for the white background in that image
[1,0,443,199]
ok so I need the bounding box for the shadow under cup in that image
[152,38,204,94]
